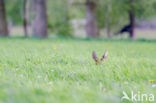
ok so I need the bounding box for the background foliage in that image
[5,0,156,36]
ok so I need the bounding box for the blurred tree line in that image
[0,0,156,39]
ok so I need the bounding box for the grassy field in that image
[0,38,156,103]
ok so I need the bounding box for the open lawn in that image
[0,38,156,103]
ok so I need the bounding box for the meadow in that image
[0,38,155,103]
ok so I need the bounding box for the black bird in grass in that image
[119,24,132,34]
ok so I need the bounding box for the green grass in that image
[0,38,155,103]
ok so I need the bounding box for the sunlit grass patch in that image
[0,38,155,103]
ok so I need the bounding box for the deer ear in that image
[92,51,99,64]
[100,50,108,62]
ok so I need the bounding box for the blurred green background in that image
[1,0,155,39]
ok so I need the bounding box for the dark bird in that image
[119,24,132,34]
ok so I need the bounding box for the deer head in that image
[92,50,108,64]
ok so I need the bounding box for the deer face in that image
[92,50,108,65]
